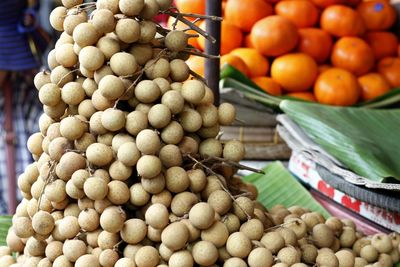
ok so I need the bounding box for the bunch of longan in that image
[1,0,399,266]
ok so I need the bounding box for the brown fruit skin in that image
[192,241,218,266]
[312,223,335,248]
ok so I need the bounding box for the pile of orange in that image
[175,0,400,106]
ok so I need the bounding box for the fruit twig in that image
[189,70,207,84]
[56,69,79,87]
[37,161,56,212]
[206,156,265,174]
[166,11,216,43]
[163,9,222,21]
[187,154,252,221]
[184,49,220,59]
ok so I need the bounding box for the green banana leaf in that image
[0,216,12,246]
[280,100,400,182]
[243,161,330,218]
[221,65,400,109]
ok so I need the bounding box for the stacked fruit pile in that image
[0,0,400,266]
[182,0,400,106]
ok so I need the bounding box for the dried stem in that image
[163,10,222,21]
[207,156,265,174]
[187,154,252,221]
[184,49,220,59]
[189,70,207,84]
[37,161,56,212]
[56,69,79,87]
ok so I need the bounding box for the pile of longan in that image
[1,0,399,266]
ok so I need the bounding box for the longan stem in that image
[189,70,207,84]
[206,156,265,174]
[163,10,223,22]
[184,49,220,59]
[165,12,216,43]
[56,69,79,87]
[37,161,56,212]
[187,154,252,221]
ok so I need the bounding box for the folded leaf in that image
[280,100,400,182]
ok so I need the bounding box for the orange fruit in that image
[297,28,333,64]
[331,37,375,76]
[167,17,201,49]
[357,1,397,31]
[220,54,250,76]
[377,57,400,87]
[175,0,205,15]
[186,56,205,77]
[320,5,366,37]
[275,0,320,28]
[251,15,299,57]
[251,77,282,96]
[271,53,318,92]
[358,73,391,101]
[230,48,269,78]
[314,68,360,106]
[286,92,317,102]
[198,21,243,55]
[244,35,255,48]
[224,0,274,32]
[364,31,399,60]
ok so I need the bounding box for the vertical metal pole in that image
[205,0,221,106]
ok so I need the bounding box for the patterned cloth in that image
[0,73,42,214]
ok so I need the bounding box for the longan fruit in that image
[80,64,94,78]
[109,160,133,181]
[223,140,245,162]
[218,102,236,126]
[94,198,112,213]
[99,249,119,267]
[312,223,335,248]
[187,169,207,193]
[159,144,182,168]
[59,116,85,140]
[115,18,140,43]
[199,138,223,158]
[91,9,115,34]
[180,109,203,132]
[148,104,171,129]
[27,132,44,156]
[120,219,147,244]
[130,183,151,206]
[164,166,189,193]
[339,226,357,248]
[94,65,114,85]
[372,234,393,253]
[99,75,125,101]
[75,255,100,267]
[25,236,46,256]
[139,0,160,19]
[55,43,77,68]
[170,192,198,217]
[32,211,55,236]
[101,108,126,131]
[201,221,229,248]
[119,0,145,16]
[196,104,218,128]
[232,196,254,221]
[160,91,184,116]
[240,218,264,241]
[63,239,86,262]
[145,203,169,229]
[79,46,105,71]
[58,216,80,239]
[78,208,99,232]
[191,240,218,266]
[86,143,113,166]
[44,179,67,203]
[126,110,149,136]
[277,246,302,266]
[360,245,379,263]
[248,247,274,267]
[189,202,215,230]
[49,6,67,31]
[136,155,162,178]
[63,8,87,35]
[165,31,188,52]
[96,0,119,13]
[141,173,166,194]
[115,258,136,267]
[73,22,98,47]
[136,103,153,114]
[13,217,34,238]
[170,59,190,82]
[139,20,157,43]
[160,121,184,145]
[129,44,153,65]
[336,249,355,267]
[135,246,159,267]
[135,80,161,103]
[43,101,67,120]
[82,78,97,97]
[354,257,368,267]
[161,221,189,251]
[316,250,339,267]
[84,177,108,200]
[117,142,141,167]
[62,0,83,8]
[181,80,205,104]
[45,241,63,262]
[98,231,120,250]
[50,65,74,87]
[136,129,161,155]
[225,232,252,259]
[151,190,172,207]
[145,58,170,79]
[168,250,193,267]
[300,244,318,264]
[110,52,138,76]
[100,206,126,233]
[261,232,285,254]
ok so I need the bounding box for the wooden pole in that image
[205,0,221,105]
